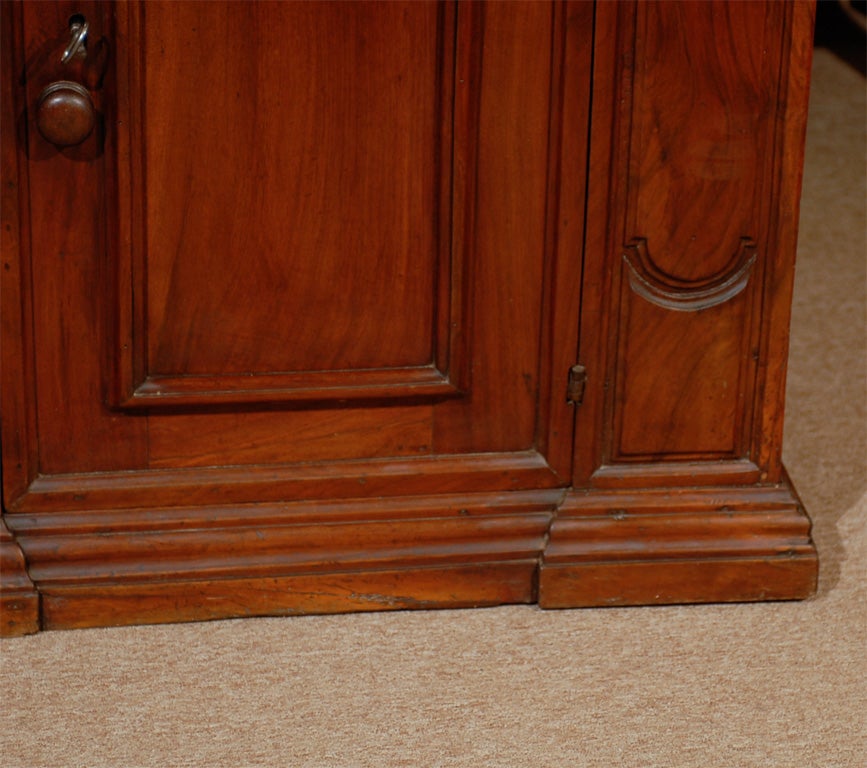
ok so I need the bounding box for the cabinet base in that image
[539,477,818,607]
[4,490,557,633]
[1,519,40,636]
[37,562,539,632]
[2,477,818,634]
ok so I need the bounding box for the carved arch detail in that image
[622,238,757,312]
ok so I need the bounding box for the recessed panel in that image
[115,1,461,406]
[629,0,780,281]
[614,281,747,459]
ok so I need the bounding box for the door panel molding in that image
[110,1,472,409]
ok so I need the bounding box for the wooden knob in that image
[36,81,95,147]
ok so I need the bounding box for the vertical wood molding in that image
[536,0,595,480]
[752,0,817,483]
[0,0,39,508]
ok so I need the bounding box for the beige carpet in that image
[1,47,864,768]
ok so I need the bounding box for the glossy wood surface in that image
[572,0,817,488]
[10,0,575,479]
[1,1,817,635]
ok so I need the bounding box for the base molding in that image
[38,562,539,631]
[0,519,40,636]
[539,480,818,607]
[2,478,819,633]
[7,490,559,631]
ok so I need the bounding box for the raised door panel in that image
[116,1,461,406]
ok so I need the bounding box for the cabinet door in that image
[3,2,591,512]
[574,0,812,488]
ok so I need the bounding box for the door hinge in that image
[566,364,587,405]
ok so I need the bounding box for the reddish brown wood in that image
[20,1,148,477]
[1,0,38,508]
[11,490,558,630]
[541,559,817,609]
[1,1,818,634]
[6,0,571,491]
[544,0,818,605]
[431,0,564,457]
[114,1,465,408]
[573,2,812,486]
[35,81,96,147]
[577,0,797,480]
[0,520,39,636]
[1,1,40,637]
[537,0,595,480]
[12,491,556,584]
[539,478,818,607]
[9,452,563,514]
[39,563,539,631]
[754,0,820,483]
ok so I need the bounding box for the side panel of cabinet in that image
[539,0,818,607]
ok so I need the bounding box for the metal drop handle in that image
[61,15,88,64]
[37,15,95,147]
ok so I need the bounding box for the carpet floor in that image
[1,46,864,768]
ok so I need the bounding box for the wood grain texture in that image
[113,1,466,408]
[536,0,594,478]
[574,0,814,484]
[609,0,773,464]
[0,0,37,506]
[627,1,781,278]
[6,0,573,510]
[146,405,436,468]
[539,477,818,607]
[142,2,443,375]
[9,452,563,514]
[17,1,148,477]
[13,491,557,583]
[540,558,818,608]
[615,283,747,458]
[0,520,39,636]
[432,0,560,456]
[38,563,539,631]
[753,0,818,482]
[10,490,559,630]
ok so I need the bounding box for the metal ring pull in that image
[61,16,88,64]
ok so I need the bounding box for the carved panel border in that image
[623,237,757,312]
[109,1,471,409]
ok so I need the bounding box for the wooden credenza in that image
[0,1,818,635]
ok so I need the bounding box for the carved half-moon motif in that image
[623,238,756,312]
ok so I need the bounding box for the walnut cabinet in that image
[1,1,818,635]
